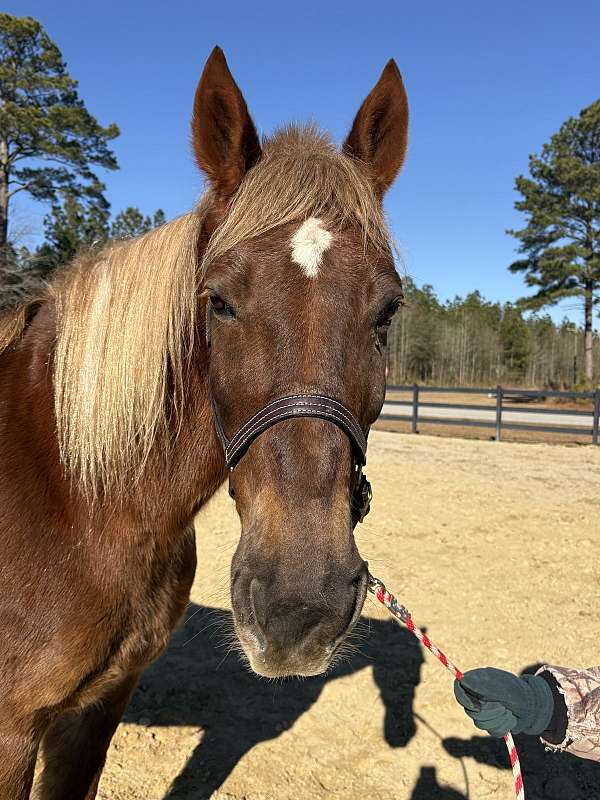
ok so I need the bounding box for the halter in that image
[206,305,372,527]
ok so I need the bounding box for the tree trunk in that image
[584,285,594,384]
[0,138,9,268]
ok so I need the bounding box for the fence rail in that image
[380,384,600,445]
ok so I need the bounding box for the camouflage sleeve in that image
[536,665,600,762]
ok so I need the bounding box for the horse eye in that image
[376,298,402,329]
[375,311,394,336]
[209,294,233,317]
[375,321,391,351]
[374,298,401,350]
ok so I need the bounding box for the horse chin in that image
[234,625,338,679]
[249,658,331,679]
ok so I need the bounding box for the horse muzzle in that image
[231,560,369,677]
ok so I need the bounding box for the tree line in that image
[1,13,599,385]
[387,279,599,389]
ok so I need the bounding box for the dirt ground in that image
[97,431,600,800]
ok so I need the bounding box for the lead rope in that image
[367,574,525,800]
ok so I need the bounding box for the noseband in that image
[210,394,372,527]
[206,307,372,527]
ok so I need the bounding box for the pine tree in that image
[500,303,530,380]
[34,200,166,271]
[34,190,110,270]
[111,207,165,239]
[0,14,119,264]
[404,282,440,381]
[508,99,600,383]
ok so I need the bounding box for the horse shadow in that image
[123,603,425,799]
[124,618,600,800]
[441,664,600,799]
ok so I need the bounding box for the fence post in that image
[593,388,600,446]
[412,384,419,434]
[495,385,503,442]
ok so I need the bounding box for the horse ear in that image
[192,47,262,203]
[343,60,409,197]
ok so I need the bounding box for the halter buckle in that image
[351,467,372,527]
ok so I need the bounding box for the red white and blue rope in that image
[368,574,525,800]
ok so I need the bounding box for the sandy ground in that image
[97,431,600,800]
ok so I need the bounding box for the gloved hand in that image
[454,667,555,737]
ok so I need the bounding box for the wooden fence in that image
[381,385,600,445]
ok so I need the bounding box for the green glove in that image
[454,668,554,737]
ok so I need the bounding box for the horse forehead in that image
[290,217,333,278]
[230,220,374,293]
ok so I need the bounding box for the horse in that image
[0,46,408,799]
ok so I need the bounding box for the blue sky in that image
[7,1,600,323]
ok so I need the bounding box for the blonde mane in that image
[54,211,202,493]
[33,125,391,492]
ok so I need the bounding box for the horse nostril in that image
[228,483,235,499]
[351,561,368,588]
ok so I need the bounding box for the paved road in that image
[380,400,592,430]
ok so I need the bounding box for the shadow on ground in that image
[409,765,468,799]
[124,603,424,798]
[124,613,600,800]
